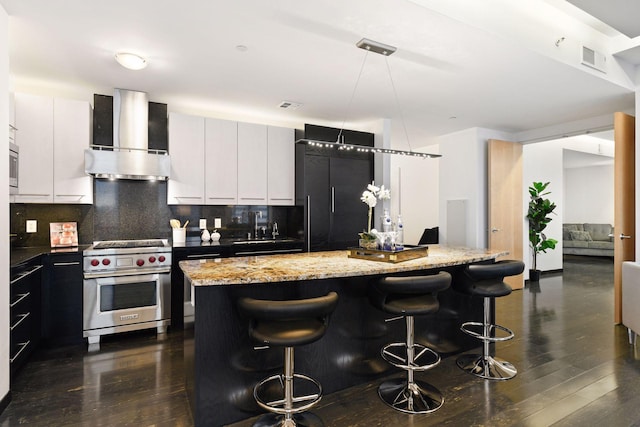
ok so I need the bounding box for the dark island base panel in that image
[185,266,486,426]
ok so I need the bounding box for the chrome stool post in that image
[370,272,452,414]
[453,260,524,381]
[238,292,338,427]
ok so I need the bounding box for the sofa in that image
[563,223,614,257]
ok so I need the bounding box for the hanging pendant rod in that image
[295,38,441,159]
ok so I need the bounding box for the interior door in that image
[614,112,635,324]
[488,139,524,290]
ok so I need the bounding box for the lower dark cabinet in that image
[42,253,83,346]
[9,259,42,381]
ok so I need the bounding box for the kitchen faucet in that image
[254,211,262,239]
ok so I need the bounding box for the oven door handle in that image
[84,268,171,279]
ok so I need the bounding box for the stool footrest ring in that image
[381,342,440,371]
[460,321,514,342]
[254,373,322,416]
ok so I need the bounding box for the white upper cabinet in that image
[167,113,294,207]
[13,93,92,204]
[53,98,93,204]
[237,122,268,205]
[267,126,295,206]
[167,113,205,205]
[14,93,54,203]
[205,118,237,205]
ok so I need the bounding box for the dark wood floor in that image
[2,255,639,427]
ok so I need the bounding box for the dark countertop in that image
[11,245,89,268]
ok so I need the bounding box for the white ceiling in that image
[0,0,637,149]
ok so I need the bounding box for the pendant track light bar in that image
[356,38,397,56]
[295,139,440,159]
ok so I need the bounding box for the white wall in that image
[1,3,10,404]
[523,141,564,272]
[437,127,512,248]
[389,144,439,245]
[564,164,614,224]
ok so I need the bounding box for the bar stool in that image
[453,260,524,380]
[238,292,339,427]
[370,271,452,414]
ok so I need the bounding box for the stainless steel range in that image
[83,239,172,345]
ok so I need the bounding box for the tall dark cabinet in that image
[296,124,374,251]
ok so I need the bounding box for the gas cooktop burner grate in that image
[92,239,167,250]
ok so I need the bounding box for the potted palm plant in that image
[526,181,558,281]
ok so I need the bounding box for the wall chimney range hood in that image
[85,89,171,181]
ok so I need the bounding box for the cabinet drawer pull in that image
[235,248,302,256]
[175,196,202,199]
[208,197,235,200]
[10,341,31,363]
[270,198,293,201]
[53,261,81,266]
[55,194,85,198]
[187,253,221,259]
[10,292,30,308]
[11,265,43,284]
[240,197,265,201]
[16,193,50,197]
[10,312,30,331]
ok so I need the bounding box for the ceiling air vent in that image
[580,45,606,73]
[278,101,302,110]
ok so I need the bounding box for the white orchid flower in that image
[367,183,380,193]
[378,185,391,200]
[360,190,377,208]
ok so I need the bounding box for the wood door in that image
[614,112,635,324]
[488,139,524,290]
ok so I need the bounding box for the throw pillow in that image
[569,230,592,241]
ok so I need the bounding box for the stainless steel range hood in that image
[85,89,171,180]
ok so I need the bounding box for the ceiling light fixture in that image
[115,52,148,70]
[296,38,440,159]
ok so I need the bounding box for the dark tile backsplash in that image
[11,179,303,247]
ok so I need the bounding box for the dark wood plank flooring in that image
[2,255,639,426]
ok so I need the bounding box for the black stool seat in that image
[238,292,338,427]
[454,260,525,298]
[239,292,338,347]
[371,274,451,316]
[454,259,524,381]
[370,271,452,414]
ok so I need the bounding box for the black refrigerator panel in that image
[329,156,371,250]
[305,154,331,252]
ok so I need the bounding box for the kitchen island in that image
[180,246,507,426]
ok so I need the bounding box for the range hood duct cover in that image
[85,89,171,180]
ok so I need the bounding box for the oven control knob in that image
[149,256,156,263]
[91,259,99,267]
[137,259,145,267]
[102,259,111,266]
[158,255,166,263]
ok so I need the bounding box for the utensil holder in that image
[172,228,186,245]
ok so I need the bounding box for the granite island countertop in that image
[180,245,508,286]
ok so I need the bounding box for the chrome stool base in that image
[378,377,444,414]
[253,412,324,427]
[456,353,517,380]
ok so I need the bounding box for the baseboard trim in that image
[0,390,11,416]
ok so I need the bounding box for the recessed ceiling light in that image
[115,52,147,70]
[236,45,248,52]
